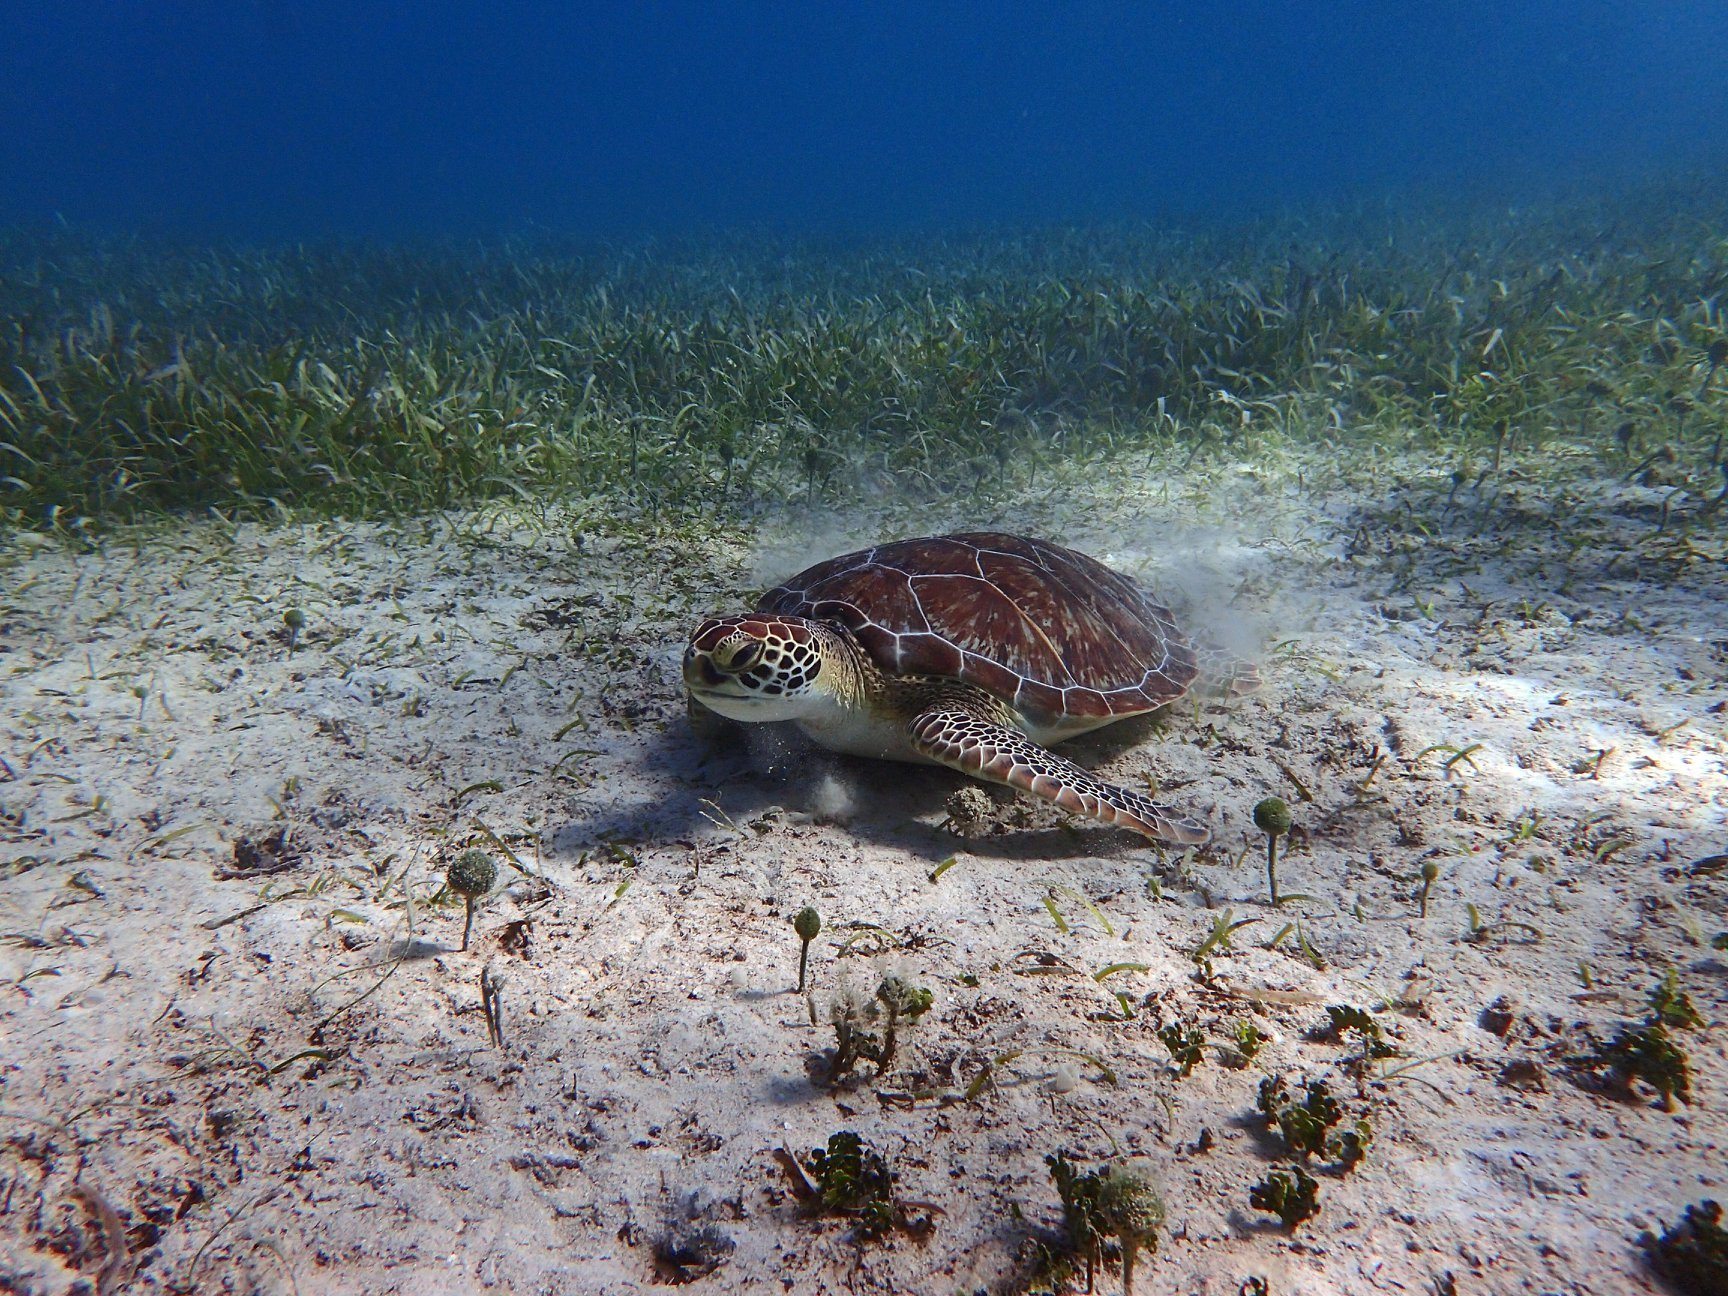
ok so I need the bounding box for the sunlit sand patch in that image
[1,439,1723,1294]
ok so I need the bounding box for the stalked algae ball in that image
[1253,797,1292,836]
[792,906,822,993]
[448,849,498,952]
[448,848,497,896]
[1419,860,1441,918]
[1096,1166,1165,1295]
[794,906,822,942]
[1253,797,1293,907]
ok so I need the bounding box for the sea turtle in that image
[683,532,1259,845]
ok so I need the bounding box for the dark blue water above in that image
[4,1,1726,239]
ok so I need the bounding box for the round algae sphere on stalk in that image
[1097,1166,1165,1295]
[1253,797,1292,836]
[448,849,497,898]
[792,906,822,992]
[793,906,821,943]
[1252,797,1293,907]
[447,849,498,951]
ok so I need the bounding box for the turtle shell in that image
[756,532,1198,721]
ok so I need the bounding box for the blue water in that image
[4,1,1725,239]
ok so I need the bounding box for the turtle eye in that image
[723,639,763,673]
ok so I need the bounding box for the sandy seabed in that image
[2,446,1724,1295]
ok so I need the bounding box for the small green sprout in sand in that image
[1257,1073,1373,1172]
[824,971,933,1081]
[806,1132,912,1240]
[1250,1164,1321,1231]
[1190,908,1261,978]
[1463,902,1544,945]
[283,607,306,653]
[1046,1153,1165,1295]
[1604,1022,1693,1111]
[1258,1074,1341,1159]
[1418,860,1440,918]
[784,1131,933,1242]
[1333,1118,1373,1173]
[1649,967,1704,1031]
[874,973,933,1077]
[1158,1021,1206,1077]
[1582,969,1706,1113]
[1231,1020,1269,1065]
[826,982,876,1080]
[1323,1004,1398,1062]
[480,966,505,1048]
[447,849,497,952]
[792,906,821,993]
[1642,1199,1728,1294]
[1253,797,1293,906]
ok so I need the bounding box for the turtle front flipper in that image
[908,708,1209,846]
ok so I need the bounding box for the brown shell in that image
[756,532,1198,721]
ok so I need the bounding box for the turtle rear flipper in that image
[909,707,1209,846]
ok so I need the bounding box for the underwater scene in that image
[2,4,1726,1293]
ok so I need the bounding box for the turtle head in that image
[684,614,830,722]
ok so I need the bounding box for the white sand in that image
[2,447,1723,1294]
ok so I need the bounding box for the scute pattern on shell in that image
[756,532,1199,720]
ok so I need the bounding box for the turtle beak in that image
[683,647,727,691]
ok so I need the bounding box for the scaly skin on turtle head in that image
[684,614,839,722]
